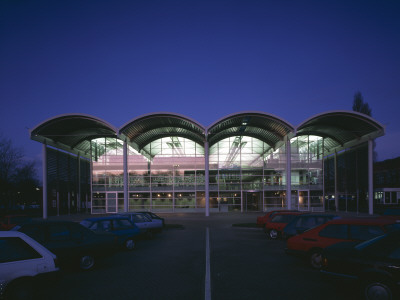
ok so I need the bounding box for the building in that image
[374,157,400,212]
[30,111,385,217]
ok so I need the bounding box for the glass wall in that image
[90,135,325,213]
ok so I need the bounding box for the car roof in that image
[325,217,399,225]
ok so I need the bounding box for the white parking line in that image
[205,227,211,300]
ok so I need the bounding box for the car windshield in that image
[80,220,92,228]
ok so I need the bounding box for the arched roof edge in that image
[207,111,295,132]
[119,112,206,133]
[296,110,385,131]
[30,113,118,137]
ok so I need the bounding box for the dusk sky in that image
[1,0,399,172]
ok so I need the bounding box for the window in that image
[350,225,385,241]
[0,237,42,263]
[113,219,133,229]
[319,224,348,239]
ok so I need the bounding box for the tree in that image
[352,91,372,116]
[0,133,39,213]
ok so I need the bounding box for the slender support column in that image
[42,144,48,219]
[286,137,292,209]
[334,151,338,212]
[57,192,60,216]
[322,138,325,212]
[368,139,374,215]
[123,140,129,212]
[77,153,81,213]
[205,139,210,217]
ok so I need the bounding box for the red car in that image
[285,217,400,269]
[256,210,298,227]
[264,212,303,239]
[0,215,32,231]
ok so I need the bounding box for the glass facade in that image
[90,135,326,213]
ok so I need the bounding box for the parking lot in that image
[40,213,360,300]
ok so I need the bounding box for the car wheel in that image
[79,255,95,270]
[125,238,136,250]
[269,229,278,239]
[309,250,323,269]
[5,278,35,300]
[364,280,393,300]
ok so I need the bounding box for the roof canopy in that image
[119,112,206,152]
[296,111,385,152]
[30,111,385,158]
[207,111,295,149]
[30,114,117,156]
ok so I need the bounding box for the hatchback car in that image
[12,221,117,270]
[282,213,339,239]
[1,231,59,300]
[321,230,400,300]
[80,216,140,250]
[286,217,400,269]
[264,212,304,239]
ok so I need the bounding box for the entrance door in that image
[245,192,261,211]
[106,192,117,213]
[298,190,310,211]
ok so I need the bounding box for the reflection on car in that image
[80,216,140,250]
[321,230,400,300]
[282,214,339,239]
[11,221,116,270]
[118,212,163,238]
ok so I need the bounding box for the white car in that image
[0,231,59,300]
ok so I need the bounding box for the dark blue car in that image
[80,216,140,250]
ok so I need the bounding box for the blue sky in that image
[1,0,399,170]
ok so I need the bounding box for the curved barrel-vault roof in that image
[207,111,295,149]
[119,112,206,153]
[296,110,385,151]
[30,114,117,156]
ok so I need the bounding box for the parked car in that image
[256,210,298,228]
[282,213,339,239]
[265,212,304,239]
[285,217,400,269]
[0,215,32,231]
[137,211,165,227]
[11,221,117,271]
[80,216,140,250]
[321,230,400,300]
[118,212,163,238]
[0,231,60,300]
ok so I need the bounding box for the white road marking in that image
[205,227,211,300]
